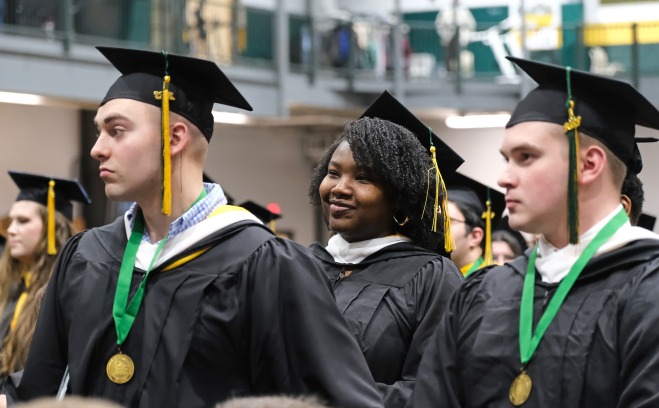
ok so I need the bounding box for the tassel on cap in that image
[423,128,454,253]
[154,52,175,216]
[482,189,494,266]
[47,180,57,255]
[563,67,581,244]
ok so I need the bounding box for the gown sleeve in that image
[245,238,384,408]
[617,256,659,407]
[16,232,85,401]
[408,269,482,408]
[379,258,462,407]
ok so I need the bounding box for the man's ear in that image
[579,144,607,185]
[621,194,632,217]
[470,226,484,248]
[169,121,190,157]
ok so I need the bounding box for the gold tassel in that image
[47,180,56,255]
[430,145,454,253]
[155,74,175,216]
[482,197,494,266]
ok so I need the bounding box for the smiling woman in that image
[307,91,464,407]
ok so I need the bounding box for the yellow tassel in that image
[47,180,56,255]
[155,75,175,216]
[428,146,454,253]
[482,198,494,266]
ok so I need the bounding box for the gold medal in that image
[509,370,532,406]
[106,352,135,384]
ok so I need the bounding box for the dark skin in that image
[319,141,396,243]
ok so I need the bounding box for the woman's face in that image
[319,141,396,243]
[7,201,44,264]
[492,240,516,265]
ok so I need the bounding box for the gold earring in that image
[393,214,410,227]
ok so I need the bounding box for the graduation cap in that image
[637,213,656,231]
[98,46,253,140]
[98,46,253,216]
[239,200,281,232]
[9,170,91,255]
[445,172,505,266]
[360,90,465,252]
[506,57,659,243]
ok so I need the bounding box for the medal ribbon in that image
[112,188,207,347]
[519,208,628,366]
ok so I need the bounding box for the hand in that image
[0,394,6,408]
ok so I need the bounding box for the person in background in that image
[491,229,525,265]
[216,396,330,408]
[309,91,463,407]
[12,47,382,408]
[0,171,90,379]
[620,170,643,225]
[490,215,528,266]
[412,57,659,407]
[445,173,505,276]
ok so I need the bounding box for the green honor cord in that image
[112,188,207,347]
[519,208,629,367]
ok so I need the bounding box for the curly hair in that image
[309,117,445,251]
[621,170,644,225]
[0,204,75,375]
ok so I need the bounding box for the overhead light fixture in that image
[445,113,511,129]
[0,91,46,106]
[212,111,249,125]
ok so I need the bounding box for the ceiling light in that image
[445,113,511,129]
[212,111,249,125]
[0,91,45,106]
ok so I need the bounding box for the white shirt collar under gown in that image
[325,234,412,264]
[536,205,659,284]
[124,204,261,272]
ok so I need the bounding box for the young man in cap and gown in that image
[411,57,659,407]
[11,47,383,408]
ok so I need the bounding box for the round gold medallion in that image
[509,371,532,406]
[106,352,135,384]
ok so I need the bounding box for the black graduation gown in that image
[17,216,384,408]
[411,239,659,407]
[310,242,462,407]
[0,282,23,343]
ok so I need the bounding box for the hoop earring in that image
[393,213,410,227]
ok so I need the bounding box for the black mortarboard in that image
[446,172,505,227]
[506,57,659,175]
[9,171,91,220]
[637,213,656,231]
[360,91,464,253]
[360,91,464,176]
[445,172,506,266]
[239,200,282,224]
[97,46,253,141]
[9,170,91,255]
[507,57,659,244]
[98,46,252,216]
